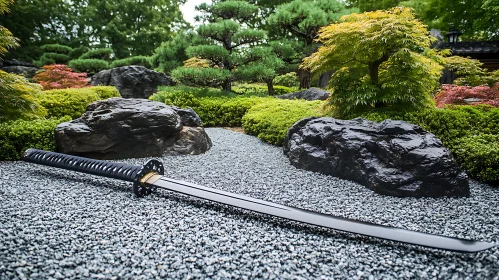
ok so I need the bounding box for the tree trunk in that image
[318,71,333,88]
[297,68,311,89]
[266,79,275,95]
[222,80,232,92]
[368,53,389,86]
[368,53,390,108]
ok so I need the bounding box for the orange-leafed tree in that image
[33,64,88,90]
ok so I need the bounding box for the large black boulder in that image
[284,117,470,198]
[1,66,38,78]
[275,88,330,101]
[90,66,174,99]
[55,98,211,159]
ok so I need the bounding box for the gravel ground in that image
[1,127,498,279]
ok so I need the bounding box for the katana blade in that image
[23,149,496,253]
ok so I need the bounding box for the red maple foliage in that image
[33,64,88,90]
[434,84,499,108]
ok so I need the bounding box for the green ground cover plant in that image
[0,116,71,160]
[242,99,325,145]
[151,86,272,127]
[35,86,120,119]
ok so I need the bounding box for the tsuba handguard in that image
[133,159,164,197]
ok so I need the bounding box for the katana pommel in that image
[23,149,164,197]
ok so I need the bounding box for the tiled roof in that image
[440,41,499,55]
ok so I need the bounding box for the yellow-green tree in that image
[0,0,45,122]
[0,0,18,57]
[302,7,443,117]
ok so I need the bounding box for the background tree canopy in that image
[0,0,188,61]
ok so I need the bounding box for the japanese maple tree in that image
[33,64,88,90]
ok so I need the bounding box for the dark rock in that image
[1,66,38,78]
[172,106,203,127]
[275,88,330,101]
[284,117,469,198]
[3,59,34,67]
[90,66,174,99]
[164,126,212,156]
[55,98,211,159]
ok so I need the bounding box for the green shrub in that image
[79,48,114,61]
[453,134,499,184]
[273,72,299,87]
[69,46,90,60]
[232,83,295,96]
[40,44,72,55]
[0,70,47,122]
[150,87,271,126]
[110,56,152,69]
[68,59,109,75]
[35,86,120,119]
[41,53,70,64]
[171,67,232,88]
[242,99,325,145]
[0,116,71,161]
[33,57,55,68]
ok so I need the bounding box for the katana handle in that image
[23,149,164,197]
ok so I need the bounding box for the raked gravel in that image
[1,127,498,279]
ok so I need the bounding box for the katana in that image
[23,149,495,253]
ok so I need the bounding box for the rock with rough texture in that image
[55,98,211,159]
[1,66,38,78]
[90,66,174,99]
[2,59,34,67]
[172,106,203,127]
[284,117,470,198]
[275,88,330,101]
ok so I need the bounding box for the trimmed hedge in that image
[79,48,114,61]
[35,86,120,119]
[453,134,499,184]
[110,56,152,69]
[232,83,296,96]
[242,99,325,145]
[150,86,271,126]
[40,44,72,55]
[68,59,109,75]
[0,116,71,161]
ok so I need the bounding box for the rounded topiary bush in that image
[110,56,152,69]
[68,59,109,75]
[242,99,325,145]
[79,48,114,61]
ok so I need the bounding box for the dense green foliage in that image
[358,105,499,184]
[268,0,357,88]
[34,86,120,119]
[0,116,71,160]
[453,134,499,184]
[242,99,325,145]
[110,56,152,68]
[232,84,295,96]
[172,1,267,91]
[0,70,46,122]
[443,56,499,86]
[40,44,72,54]
[0,0,18,57]
[303,8,442,117]
[68,59,109,75]
[150,86,272,126]
[0,0,187,61]
[273,72,299,87]
[79,48,114,61]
